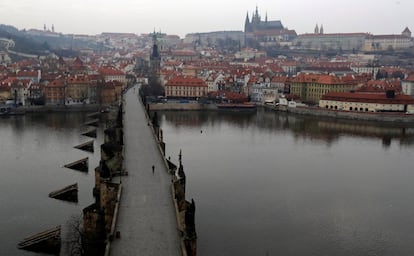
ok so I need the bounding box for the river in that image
[159,108,414,256]
[2,109,414,255]
[0,113,103,255]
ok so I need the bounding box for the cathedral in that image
[244,6,284,33]
[244,6,297,47]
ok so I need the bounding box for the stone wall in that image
[288,106,414,124]
[149,102,216,111]
[82,102,124,255]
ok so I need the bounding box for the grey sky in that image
[1,0,412,37]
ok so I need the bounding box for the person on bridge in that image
[152,165,155,174]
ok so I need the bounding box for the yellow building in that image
[290,73,357,104]
[66,75,90,104]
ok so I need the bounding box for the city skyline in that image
[1,0,413,37]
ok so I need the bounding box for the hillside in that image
[0,24,101,58]
[0,24,50,55]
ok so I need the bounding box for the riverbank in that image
[149,102,414,124]
[149,102,256,112]
[13,104,112,114]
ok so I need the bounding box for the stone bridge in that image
[82,85,197,256]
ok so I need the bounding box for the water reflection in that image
[159,108,414,148]
[0,112,102,256]
[159,108,414,256]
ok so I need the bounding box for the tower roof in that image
[403,27,411,33]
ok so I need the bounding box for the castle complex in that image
[243,6,412,51]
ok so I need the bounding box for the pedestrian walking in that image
[152,165,155,174]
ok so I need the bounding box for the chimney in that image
[386,90,395,98]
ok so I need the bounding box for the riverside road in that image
[109,86,181,255]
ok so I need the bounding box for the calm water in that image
[0,113,103,255]
[159,108,414,256]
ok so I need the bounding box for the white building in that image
[402,74,414,96]
[320,91,414,113]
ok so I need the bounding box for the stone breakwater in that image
[287,106,414,124]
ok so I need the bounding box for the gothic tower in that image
[244,12,251,33]
[150,32,161,75]
[314,24,319,34]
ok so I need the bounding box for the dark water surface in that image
[159,109,414,256]
[0,113,103,255]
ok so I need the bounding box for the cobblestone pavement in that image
[110,86,181,256]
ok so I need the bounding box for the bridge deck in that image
[109,86,181,255]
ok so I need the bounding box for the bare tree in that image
[63,214,84,256]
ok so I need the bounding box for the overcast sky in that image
[1,0,412,37]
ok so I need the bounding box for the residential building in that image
[165,76,208,99]
[44,79,65,105]
[100,81,120,104]
[65,75,90,104]
[170,50,198,62]
[0,82,10,102]
[98,66,127,85]
[16,70,41,83]
[234,48,267,60]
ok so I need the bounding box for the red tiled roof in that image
[165,76,207,87]
[171,50,197,56]
[358,79,402,93]
[1,77,17,85]
[322,92,414,104]
[48,79,65,87]
[405,74,414,82]
[292,73,357,85]
[98,67,125,76]
[271,76,288,83]
[16,70,38,77]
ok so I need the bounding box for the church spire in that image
[253,5,260,24]
[314,24,319,34]
[244,12,251,32]
[245,12,250,22]
[265,12,268,22]
[319,24,324,34]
